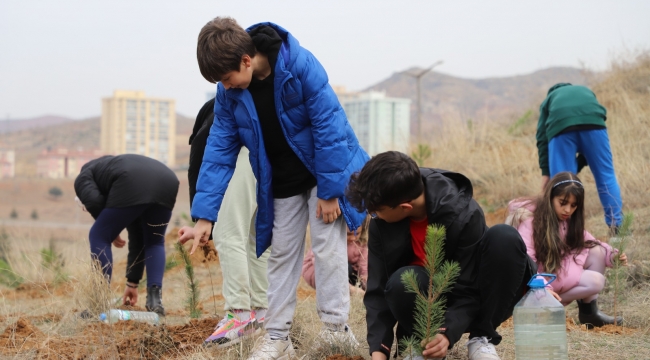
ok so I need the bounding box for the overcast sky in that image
[1,0,648,120]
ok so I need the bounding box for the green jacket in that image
[536,84,607,175]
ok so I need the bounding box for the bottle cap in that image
[528,277,546,288]
[99,313,107,321]
[527,273,557,288]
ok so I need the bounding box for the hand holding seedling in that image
[422,333,450,358]
[189,219,212,255]
[615,253,628,266]
[316,198,341,224]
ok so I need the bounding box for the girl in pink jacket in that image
[507,172,627,328]
[302,215,370,295]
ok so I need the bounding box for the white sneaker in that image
[467,336,500,360]
[318,323,360,348]
[247,333,296,360]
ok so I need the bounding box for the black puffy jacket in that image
[74,154,179,218]
[364,168,487,356]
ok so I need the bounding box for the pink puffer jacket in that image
[507,200,617,294]
[302,240,368,289]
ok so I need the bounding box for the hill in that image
[0,115,75,134]
[367,66,593,134]
[0,113,195,176]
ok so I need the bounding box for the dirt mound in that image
[166,317,221,346]
[166,226,219,265]
[326,355,364,360]
[0,315,222,359]
[580,324,638,335]
[8,283,49,299]
[0,317,44,353]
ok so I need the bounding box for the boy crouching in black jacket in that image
[345,151,535,360]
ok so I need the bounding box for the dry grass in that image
[0,54,649,359]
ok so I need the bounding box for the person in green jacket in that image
[537,83,623,232]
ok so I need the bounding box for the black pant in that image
[384,224,535,346]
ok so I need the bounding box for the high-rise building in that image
[100,90,176,166]
[339,91,411,156]
[0,148,15,178]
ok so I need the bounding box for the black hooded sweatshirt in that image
[364,168,488,357]
[74,154,179,219]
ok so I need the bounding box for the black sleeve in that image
[441,209,485,348]
[364,221,396,357]
[188,99,217,240]
[188,120,211,210]
[73,165,105,219]
[125,219,145,284]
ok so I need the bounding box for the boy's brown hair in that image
[197,17,256,83]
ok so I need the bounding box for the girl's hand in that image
[548,289,562,302]
[617,253,628,266]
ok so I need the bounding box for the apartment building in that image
[338,90,411,155]
[0,149,15,178]
[100,90,176,166]
[36,148,103,179]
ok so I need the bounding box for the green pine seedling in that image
[400,224,460,357]
[175,242,201,318]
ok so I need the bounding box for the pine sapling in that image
[400,224,460,357]
[610,212,633,326]
[175,242,201,318]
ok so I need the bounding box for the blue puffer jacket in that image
[191,22,370,257]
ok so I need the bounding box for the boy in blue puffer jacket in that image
[190,17,370,360]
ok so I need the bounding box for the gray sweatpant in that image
[264,186,350,339]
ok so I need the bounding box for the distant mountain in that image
[367,66,594,134]
[0,115,76,134]
[0,113,195,176]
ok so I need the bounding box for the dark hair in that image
[196,17,256,83]
[532,172,589,274]
[346,151,424,213]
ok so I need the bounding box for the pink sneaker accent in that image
[204,311,259,348]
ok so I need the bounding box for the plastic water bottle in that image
[513,273,568,360]
[99,309,160,325]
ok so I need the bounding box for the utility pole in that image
[402,60,443,138]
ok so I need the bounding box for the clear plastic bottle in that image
[99,309,160,325]
[513,273,568,360]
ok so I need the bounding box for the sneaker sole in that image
[206,327,262,349]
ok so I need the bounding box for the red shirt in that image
[410,217,428,266]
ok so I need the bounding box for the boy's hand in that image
[190,219,212,255]
[112,235,126,248]
[422,333,449,358]
[178,226,196,245]
[316,198,341,224]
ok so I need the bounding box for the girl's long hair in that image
[356,214,372,246]
[532,172,588,274]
